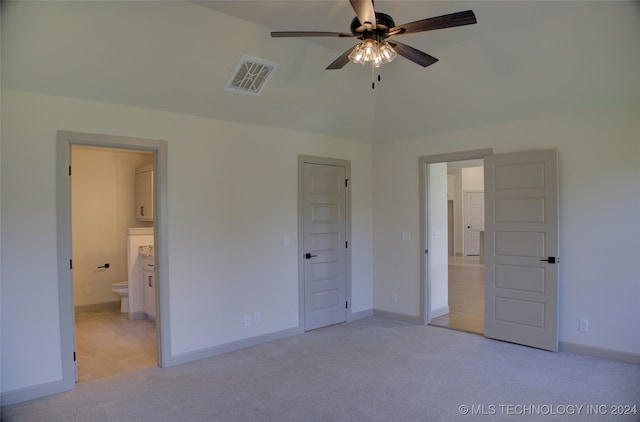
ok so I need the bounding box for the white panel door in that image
[464,191,484,255]
[303,163,347,331]
[484,150,559,351]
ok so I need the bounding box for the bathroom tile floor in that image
[75,307,157,383]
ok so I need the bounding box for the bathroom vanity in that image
[127,228,154,320]
[139,245,156,320]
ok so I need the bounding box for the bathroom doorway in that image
[57,131,169,390]
[71,145,157,382]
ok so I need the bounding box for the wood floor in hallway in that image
[430,255,484,335]
[75,307,157,383]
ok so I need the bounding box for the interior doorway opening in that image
[71,145,157,382]
[57,130,169,394]
[430,160,485,335]
[419,150,491,336]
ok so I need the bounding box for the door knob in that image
[305,253,318,259]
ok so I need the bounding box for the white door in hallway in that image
[484,149,559,351]
[464,191,484,256]
[302,162,347,331]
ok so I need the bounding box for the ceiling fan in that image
[271,0,477,88]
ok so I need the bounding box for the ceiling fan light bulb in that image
[378,42,397,64]
[361,39,379,63]
[348,43,366,65]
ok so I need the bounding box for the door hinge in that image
[345,179,349,187]
[345,301,348,309]
[345,241,348,249]
[70,259,73,270]
[425,249,428,255]
[73,351,76,362]
[68,166,72,176]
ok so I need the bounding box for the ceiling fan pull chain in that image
[371,62,375,89]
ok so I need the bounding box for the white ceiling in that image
[195,1,640,143]
[4,1,640,143]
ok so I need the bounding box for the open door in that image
[484,149,559,351]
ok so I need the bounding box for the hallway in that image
[430,256,484,335]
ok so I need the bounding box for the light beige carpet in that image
[2,317,639,421]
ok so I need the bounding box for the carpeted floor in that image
[2,317,639,421]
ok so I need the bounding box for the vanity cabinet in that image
[141,256,156,320]
[135,164,154,222]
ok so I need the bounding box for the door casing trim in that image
[56,131,170,392]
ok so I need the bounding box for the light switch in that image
[402,232,411,241]
[284,235,290,246]
[435,230,441,240]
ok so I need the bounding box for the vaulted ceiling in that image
[4,1,640,143]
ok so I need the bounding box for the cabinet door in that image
[143,270,156,320]
[135,170,153,221]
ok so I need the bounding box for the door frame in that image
[56,130,170,392]
[298,155,351,331]
[419,149,493,324]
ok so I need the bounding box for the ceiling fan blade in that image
[388,10,476,36]
[349,0,377,30]
[271,31,355,38]
[326,45,358,70]
[388,41,438,67]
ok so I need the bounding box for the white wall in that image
[461,167,484,191]
[428,163,448,317]
[0,89,374,394]
[71,147,152,307]
[373,103,640,355]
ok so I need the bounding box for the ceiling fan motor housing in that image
[350,12,395,39]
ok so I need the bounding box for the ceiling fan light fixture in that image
[348,39,397,67]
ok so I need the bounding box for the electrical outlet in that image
[579,319,589,333]
[244,314,251,326]
[254,312,261,324]
[86,286,93,296]
[391,293,398,303]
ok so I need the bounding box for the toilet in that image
[111,281,129,313]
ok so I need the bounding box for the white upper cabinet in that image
[135,164,153,222]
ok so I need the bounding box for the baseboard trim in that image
[373,309,423,324]
[166,326,304,367]
[168,310,373,367]
[74,301,120,312]
[1,378,74,407]
[430,306,449,319]
[128,311,147,320]
[559,341,640,364]
[349,308,373,321]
